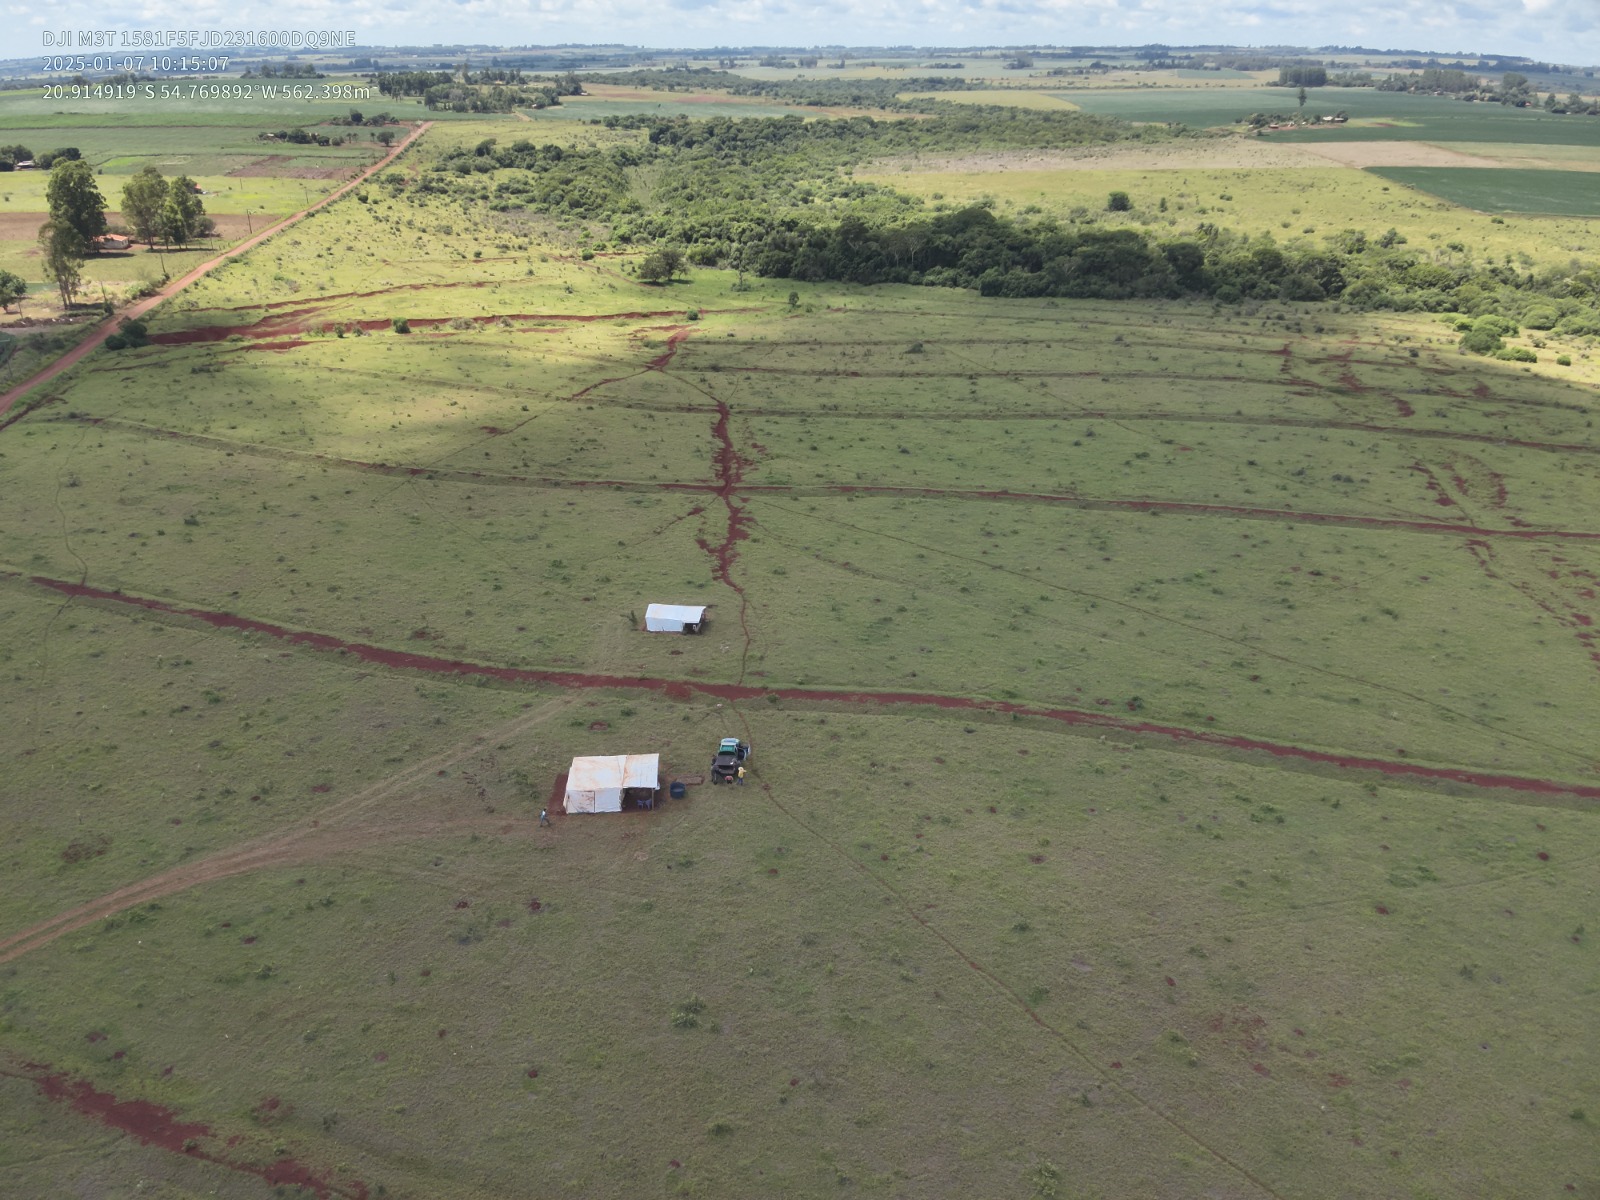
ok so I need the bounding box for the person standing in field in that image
[539,808,550,826]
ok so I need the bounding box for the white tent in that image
[564,754,660,813]
[644,603,707,633]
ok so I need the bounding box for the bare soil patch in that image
[0,213,49,239]
[1294,141,1504,169]
[226,156,349,179]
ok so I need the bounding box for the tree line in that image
[398,109,1600,347]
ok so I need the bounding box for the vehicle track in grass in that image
[749,497,1594,776]
[9,572,1598,804]
[1465,539,1600,678]
[41,416,1599,539]
[58,399,1600,463]
[0,695,573,967]
[745,767,1291,1200]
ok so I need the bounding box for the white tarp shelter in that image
[645,603,707,633]
[564,753,660,813]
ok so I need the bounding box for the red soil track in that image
[0,1063,368,1199]
[17,574,1600,803]
[0,121,433,422]
[697,398,756,679]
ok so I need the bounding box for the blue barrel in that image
[669,781,686,800]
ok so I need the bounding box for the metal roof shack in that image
[644,603,707,633]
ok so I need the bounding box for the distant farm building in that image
[93,235,131,251]
[563,754,660,813]
[644,603,707,633]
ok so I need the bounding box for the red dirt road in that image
[17,573,1600,804]
[0,121,433,422]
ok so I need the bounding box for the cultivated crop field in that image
[1367,167,1600,217]
[1070,86,1600,145]
[1,117,1598,1200]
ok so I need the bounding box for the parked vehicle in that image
[709,737,750,783]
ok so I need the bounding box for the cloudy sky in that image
[5,0,1594,65]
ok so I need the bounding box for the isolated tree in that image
[120,165,169,245]
[37,219,85,307]
[45,159,107,248]
[638,246,686,283]
[0,268,25,311]
[1107,191,1132,212]
[161,177,204,247]
[1297,86,1308,109]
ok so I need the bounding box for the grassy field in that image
[1368,167,1600,216]
[520,83,895,121]
[899,90,1081,110]
[857,157,1600,267]
[1,117,1598,1200]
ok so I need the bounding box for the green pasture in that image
[0,124,383,178]
[1069,86,1600,145]
[0,168,332,214]
[0,597,1594,1198]
[1,116,1599,1200]
[0,88,454,126]
[855,162,1600,268]
[7,230,1600,785]
[1369,167,1600,217]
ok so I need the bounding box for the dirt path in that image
[10,571,1598,804]
[0,122,433,422]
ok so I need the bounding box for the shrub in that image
[1107,191,1132,212]
[1460,327,1503,355]
[1556,354,1573,366]
[1495,346,1536,362]
[392,317,410,334]
[1524,306,1559,330]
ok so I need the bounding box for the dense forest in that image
[398,107,1600,348]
